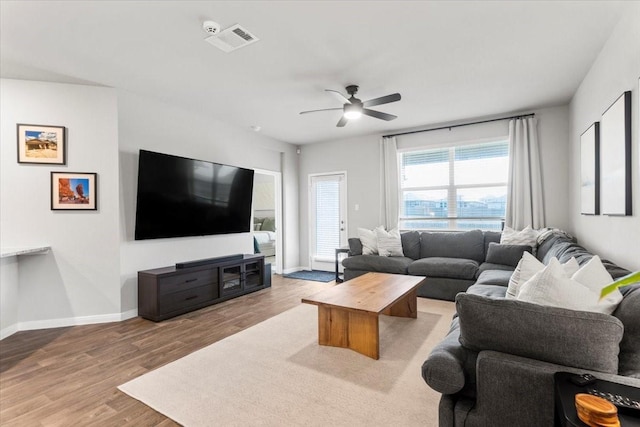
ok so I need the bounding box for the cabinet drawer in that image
[158,270,217,295]
[158,285,216,312]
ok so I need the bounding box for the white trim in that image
[0,323,19,340]
[0,309,139,340]
[396,135,509,153]
[282,266,306,274]
[253,168,284,275]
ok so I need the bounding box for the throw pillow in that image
[253,223,262,231]
[261,217,276,232]
[375,228,404,257]
[358,226,383,255]
[517,257,623,315]
[500,225,539,250]
[571,255,622,315]
[485,242,532,267]
[505,252,579,299]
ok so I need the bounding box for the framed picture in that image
[600,91,631,216]
[51,172,97,211]
[17,124,66,165]
[580,122,599,215]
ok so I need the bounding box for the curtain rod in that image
[383,113,535,138]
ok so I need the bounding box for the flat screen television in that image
[134,150,254,240]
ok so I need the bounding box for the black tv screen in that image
[134,150,254,240]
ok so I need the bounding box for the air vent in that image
[205,24,259,53]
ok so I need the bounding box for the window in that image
[399,140,509,231]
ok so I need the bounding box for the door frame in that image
[253,168,283,275]
[308,171,348,271]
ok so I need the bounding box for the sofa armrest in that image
[466,351,640,427]
[456,293,623,373]
[422,317,475,395]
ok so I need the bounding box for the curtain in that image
[505,117,545,230]
[381,136,399,230]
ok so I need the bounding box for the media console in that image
[138,254,270,321]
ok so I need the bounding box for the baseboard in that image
[0,324,19,340]
[0,309,140,339]
[282,266,306,274]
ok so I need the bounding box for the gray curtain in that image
[505,117,545,229]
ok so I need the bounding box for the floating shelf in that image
[1,246,51,258]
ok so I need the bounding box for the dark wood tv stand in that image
[138,254,270,321]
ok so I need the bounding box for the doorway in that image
[252,170,283,275]
[309,172,347,271]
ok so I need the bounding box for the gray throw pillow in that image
[456,293,623,373]
[613,286,640,377]
[485,242,532,267]
[261,217,276,231]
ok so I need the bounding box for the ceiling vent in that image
[205,24,259,53]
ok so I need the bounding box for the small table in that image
[301,272,426,359]
[554,372,640,426]
[334,247,350,283]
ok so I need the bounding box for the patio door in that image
[309,172,347,271]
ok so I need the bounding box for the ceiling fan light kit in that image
[300,85,401,127]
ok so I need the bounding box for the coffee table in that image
[301,272,426,359]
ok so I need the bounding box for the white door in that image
[309,173,347,271]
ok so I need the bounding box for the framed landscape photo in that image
[17,124,66,164]
[51,172,97,211]
[580,122,599,215]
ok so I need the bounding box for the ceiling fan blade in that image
[362,108,397,121]
[336,116,348,127]
[325,89,351,103]
[299,107,343,115]
[362,93,401,108]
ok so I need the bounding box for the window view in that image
[399,140,509,231]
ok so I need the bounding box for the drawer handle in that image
[185,278,197,283]
[185,295,198,301]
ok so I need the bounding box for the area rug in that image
[283,269,336,282]
[118,299,455,426]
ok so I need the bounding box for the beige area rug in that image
[118,299,455,426]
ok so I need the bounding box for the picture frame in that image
[17,124,66,165]
[580,122,599,215]
[600,91,631,216]
[51,172,97,211]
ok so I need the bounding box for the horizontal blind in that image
[314,178,340,259]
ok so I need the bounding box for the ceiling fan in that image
[300,85,401,127]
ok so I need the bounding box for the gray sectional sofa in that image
[343,229,640,426]
[343,229,521,301]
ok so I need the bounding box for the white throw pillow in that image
[517,259,592,310]
[517,256,623,315]
[506,252,579,299]
[500,225,539,251]
[571,255,622,315]
[358,226,383,255]
[375,228,404,257]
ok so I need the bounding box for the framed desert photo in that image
[17,124,66,164]
[51,172,97,211]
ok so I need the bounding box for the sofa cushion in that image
[475,270,513,287]
[478,262,515,275]
[347,237,363,256]
[408,257,479,280]
[401,231,421,260]
[341,255,413,275]
[420,230,485,263]
[467,284,508,298]
[456,293,623,374]
[485,242,532,267]
[613,286,640,377]
[482,231,502,259]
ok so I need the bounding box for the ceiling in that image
[0,1,628,145]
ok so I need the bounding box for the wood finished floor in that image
[0,276,334,426]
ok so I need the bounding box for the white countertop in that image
[1,246,51,258]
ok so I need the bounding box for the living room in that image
[1,1,639,425]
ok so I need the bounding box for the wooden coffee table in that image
[301,272,426,359]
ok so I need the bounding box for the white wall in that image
[117,91,299,312]
[0,257,19,338]
[569,4,640,271]
[297,105,571,267]
[0,79,120,332]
